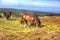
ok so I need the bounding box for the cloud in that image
[1,0,20,5]
[0,0,60,13]
[19,0,60,8]
[0,0,60,7]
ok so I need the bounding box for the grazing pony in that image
[20,13,41,27]
[4,11,11,20]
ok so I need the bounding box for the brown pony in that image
[4,11,11,20]
[20,13,41,27]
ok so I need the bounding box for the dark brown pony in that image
[4,11,11,20]
[20,13,41,27]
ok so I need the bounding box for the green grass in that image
[0,18,36,33]
[0,18,60,40]
[0,18,60,33]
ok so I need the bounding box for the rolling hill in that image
[0,8,60,17]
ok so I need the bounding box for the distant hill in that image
[0,8,60,17]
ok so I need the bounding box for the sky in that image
[0,0,60,13]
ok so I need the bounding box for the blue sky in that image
[0,0,60,13]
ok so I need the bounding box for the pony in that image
[20,13,41,27]
[4,11,11,20]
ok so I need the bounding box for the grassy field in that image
[0,16,60,40]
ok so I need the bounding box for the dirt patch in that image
[39,16,60,24]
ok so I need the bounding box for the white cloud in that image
[0,0,60,7]
[1,0,20,5]
[19,1,60,7]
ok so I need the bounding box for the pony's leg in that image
[20,20,24,27]
[6,17,9,20]
[20,20,24,24]
[25,20,27,24]
[20,18,24,24]
[30,22,34,26]
[30,20,35,27]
